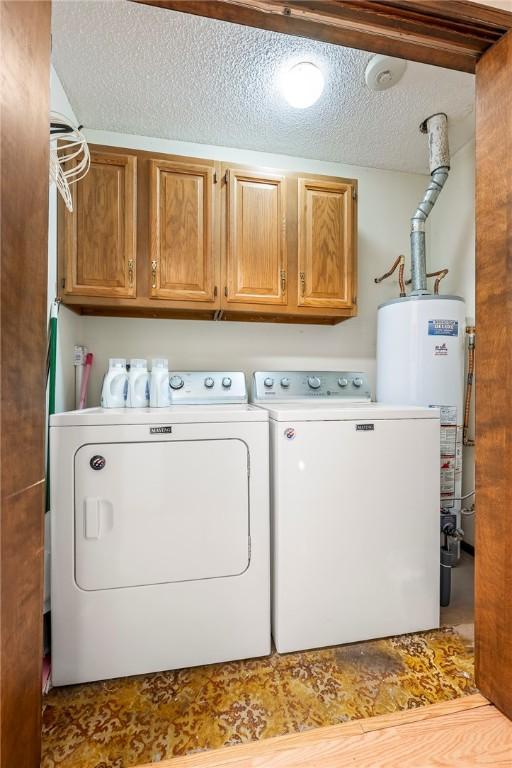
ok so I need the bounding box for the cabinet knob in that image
[128,258,135,288]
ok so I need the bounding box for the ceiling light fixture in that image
[282,62,324,108]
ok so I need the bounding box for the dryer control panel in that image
[252,371,371,401]
[168,371,248,404]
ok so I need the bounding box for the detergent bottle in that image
[149,358,170,407]
[126,358,150,408]
[100,359,128,408]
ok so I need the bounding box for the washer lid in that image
[50,404,268,427]
[255,401,440,421]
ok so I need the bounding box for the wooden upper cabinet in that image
[58,146,357,324]
[224,168,287,306]
[298,178,356,309]
[61,150,137,298]
[149,159,217,303]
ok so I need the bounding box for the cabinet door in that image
[61,150,137,298]
[224,168,287,306]
[298,178,356,309]
[149,159,216,303]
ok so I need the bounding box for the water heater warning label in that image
[441,425,457,456]
[429,405,457,425]
[428,319,458,336]
[430,405,462,507]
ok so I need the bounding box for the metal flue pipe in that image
[410,113,450,295]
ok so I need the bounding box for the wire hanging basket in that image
[49,111,90,212]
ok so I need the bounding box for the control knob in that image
[264,377,274,388]
[308,376,321,389]
[222,377,232,388]
[353,377,363,388]
[338,377,348,388]
[169,375,184,390]
[204,377,214,388]
[280,377,290,388]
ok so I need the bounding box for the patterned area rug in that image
[41,626,476,768]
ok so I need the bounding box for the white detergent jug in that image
[126,359,149,408]
[101,359,128,408]
[150,358,170,408]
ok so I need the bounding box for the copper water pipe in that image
[374,255,406,297]
[405,268,449,294]
[431,268,449,294]
[463,326,476,447]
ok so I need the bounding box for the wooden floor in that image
[134,694,512,768]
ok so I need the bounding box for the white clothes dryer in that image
[50,372,270,685]
[252,371,440,654]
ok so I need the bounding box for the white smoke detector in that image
[365,55,407,92]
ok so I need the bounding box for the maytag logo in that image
[150,426,173,434]
[356,424,374,431]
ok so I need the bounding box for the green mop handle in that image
[46,300,59,511]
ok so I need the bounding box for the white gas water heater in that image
[376,114,472,582]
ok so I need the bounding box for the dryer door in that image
[74,439,249,590]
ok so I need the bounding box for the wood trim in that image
[134,0,512,73]
[0,2,51,766]
[132,694,492,767]
[474,28,512,720]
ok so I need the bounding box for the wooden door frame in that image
[0,2,52,767]
[1,2,511,767]
[138,0,512,73]
[135,0,512,722]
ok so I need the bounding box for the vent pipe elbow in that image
[422,112,450,175]
[410,113,450,295]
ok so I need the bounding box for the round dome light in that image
[282,62,324,109]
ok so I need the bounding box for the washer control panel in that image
[168,372,247,404]
[252,371,371,401]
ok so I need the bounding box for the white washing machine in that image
[252,371,440,654]
[50,372,270,685]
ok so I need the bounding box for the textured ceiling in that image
[51,0,475,174]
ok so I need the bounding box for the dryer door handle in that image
[83,498,113,540]
[84,498,101,539]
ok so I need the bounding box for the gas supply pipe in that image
[463,326,476,447]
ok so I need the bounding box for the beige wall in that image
[466,0,512,11]
[69,128,430,404]
[49,66,83,413]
